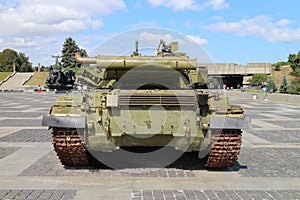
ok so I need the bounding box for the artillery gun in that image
[45,55,75,90]
[42,40,250,168]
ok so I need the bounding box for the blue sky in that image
[0,0,300,66]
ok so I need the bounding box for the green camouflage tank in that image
[42,40,250,168]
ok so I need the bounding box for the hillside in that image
[271,65,294,87]
[24,72,48,87]
[0,72,13,82]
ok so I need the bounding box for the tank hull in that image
[43,90,250,168]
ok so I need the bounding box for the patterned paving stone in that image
[251,124,263,129]
[0,112,43,118]
[242,107,281,112]
[0,107,30,111]
[0,147,20,159]
[131,190,300,200]
[245,114,271,119]
[0,119,42,127]
[0,129,51,142]
[0,189,76,200]
[270,121,300,128]
[19,151,196,178]
[245,130,300,143]
[238,148,300,177]
[277,114,300,119]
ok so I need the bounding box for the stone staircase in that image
[0,72,34,91]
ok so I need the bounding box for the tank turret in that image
[75,40,207,90]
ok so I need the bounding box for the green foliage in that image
[288,78,300,94]
[61,37,87,68]
[16,52,34,72]
[249,74,268,86]
[266,77,277,92]
[287,51,300,94]
[34,65,49,72]
[279,75,289,93]
[272,61,290,71]
[207,77,220,89]
[288,52,300,76]
[0,49,18,71]
[0,49,33,72]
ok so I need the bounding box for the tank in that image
[42,40,251,168]
[45,56,75,90]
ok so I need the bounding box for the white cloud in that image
[211,16,224,21]
[147,0,228,11]
[130,21,159,29]
[185,35,208,45]
[0,0,126,37]
[138,32,173,45]
[0,37,37,48]
[201,0,229,10]
[202,15,300,42]
[148,0,198,11]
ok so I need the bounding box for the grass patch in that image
[63,67,85,75]
[0,72,13,82]
[24,72,49,87]
[244,89,264,93]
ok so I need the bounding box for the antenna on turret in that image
[132,41,140,56]
[135,41,139,54]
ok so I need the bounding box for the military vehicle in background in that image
[45,55,75,90]
[42,40,250,168]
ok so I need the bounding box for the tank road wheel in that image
[52,128,90,166]
[205,129,242,168]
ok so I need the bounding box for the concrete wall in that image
[200,63,271,75]
[227,91,300,105]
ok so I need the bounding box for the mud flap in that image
[42,114,86,128]
[210,116,251,129]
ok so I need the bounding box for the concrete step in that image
[0,72,34,90]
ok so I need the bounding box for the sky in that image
[0,0,300,66]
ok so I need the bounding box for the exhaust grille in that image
[119,95,195,106]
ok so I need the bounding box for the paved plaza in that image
[0,92,299,200]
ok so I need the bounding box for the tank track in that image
[205,129,242,168]
[51,127,241,168]
[52,127,90,166]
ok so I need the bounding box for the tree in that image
[288,52,300,76]
[0,49,33,72]
[288,76,300,94]
[249,74,268,86]
[279,75,289,93]
[79,48,88,58]
[16,52,34,72]
[266,77,277,92]
[0,49,18,71]
[61,37,87,68]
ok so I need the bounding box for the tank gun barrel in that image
[75,53,197,70]
[75,53,97,64]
